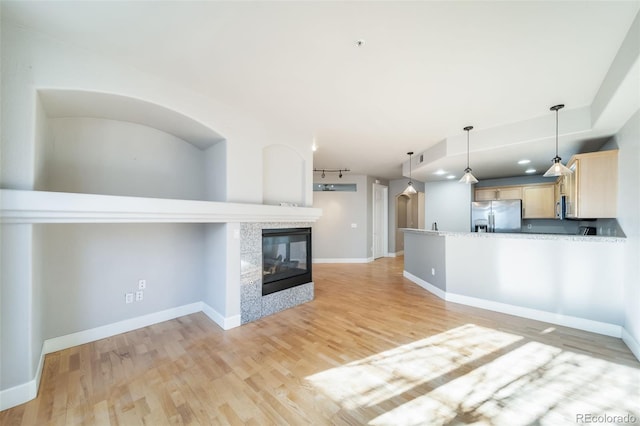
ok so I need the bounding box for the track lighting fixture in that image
[314,168,350,179]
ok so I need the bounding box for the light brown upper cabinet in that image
[565,150,618,219]
[475,186,523,201]
[522,184,556,219]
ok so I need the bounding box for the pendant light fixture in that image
[402,152,418,195]
[459,126,478,184]
[543,104,573,177]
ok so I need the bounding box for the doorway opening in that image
[372,183,389,259]
[395,192,424,253]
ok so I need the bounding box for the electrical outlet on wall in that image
[135,291,144,302]
[138,279,146,290]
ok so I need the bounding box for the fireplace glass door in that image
[262,228,311,296]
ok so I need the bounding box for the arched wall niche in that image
[33,89,227,201]
[262,144,305,206]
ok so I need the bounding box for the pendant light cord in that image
[466,129,470,169]
[463,125,473,172]
[549,104,564,161]
[555,108,559,157]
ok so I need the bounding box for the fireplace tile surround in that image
[240,222,314,324]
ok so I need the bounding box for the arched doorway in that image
[395,192,424,252]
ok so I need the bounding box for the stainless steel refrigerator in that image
[471,200,522,233]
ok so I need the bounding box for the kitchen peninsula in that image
[402,228,626,337]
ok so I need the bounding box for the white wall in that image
[365,176,384,260]
[0,225,35,389]
[424,180,473,232]
[205,141,227,202]
[312,174,369,261]
[263,144,306,206]
[203,223,241,323]
[404,232,447,291]
[0,20,314,400]
[445,236,625,325]
[0,21,313,204]
[38,117,208,200]
[313,175,392,261]
[34,224,206,339]
[615,110,640,354]
[33,95,53,191]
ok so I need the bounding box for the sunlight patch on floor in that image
[370,341,640,425]
[306,324,640,425]
[306,324,522,410]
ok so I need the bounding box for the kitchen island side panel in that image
[404,231,446,292]
[445,235,625,325]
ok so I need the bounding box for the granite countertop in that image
[400,228,625,243]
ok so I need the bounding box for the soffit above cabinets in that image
[407,106,613,182]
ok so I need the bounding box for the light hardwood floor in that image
[2,257,639,425]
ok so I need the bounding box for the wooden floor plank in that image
[2,257,638,425]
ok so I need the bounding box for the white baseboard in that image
[313,258,373,263]
[403,270,623,339]
[0,302,237,411]
[0,347,45,411]
[403,271,446,300]
[0,377,37,412]
[42,302,203,354]
[622,327,640,362]
[201,302,241,330]
[446,292,622,338]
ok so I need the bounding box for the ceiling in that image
[3,1,639,181]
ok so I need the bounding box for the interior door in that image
[373,183,388,259]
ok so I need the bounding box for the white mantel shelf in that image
[0,190,322,224]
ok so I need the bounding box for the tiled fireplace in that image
[240,222,314,324]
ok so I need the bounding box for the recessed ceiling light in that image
[446,175,456,179]
[433,169,447,175]
[518,159,531,165]
[525,168,537,174]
